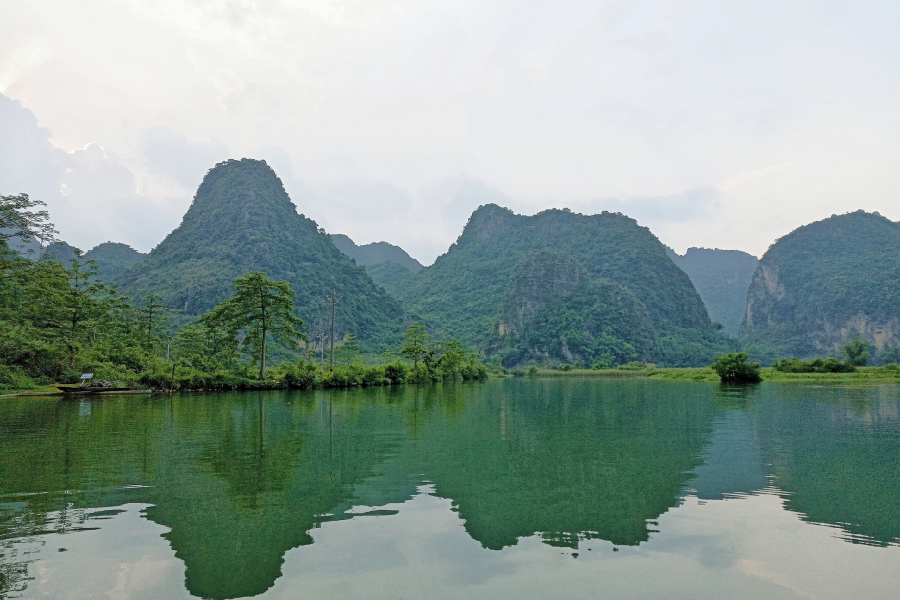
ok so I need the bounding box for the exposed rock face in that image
[741,210,900,361]
[666,247,759,336]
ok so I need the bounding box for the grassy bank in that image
[525,365,900,385]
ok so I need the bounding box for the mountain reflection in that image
[1,380,899,599]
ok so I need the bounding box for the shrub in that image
[841,337,871,366]
[712,353,762,383]
[771,357,855,373]
[0,364,35,391]
[283,360,321,390]
[617,361,647,371]
[557,364,573,372]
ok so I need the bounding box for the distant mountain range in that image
[330,234,422,291]
[16,160,898,366]
[666,247,759,337]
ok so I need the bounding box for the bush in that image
[617,361,647,370]
[712,353,762,383]
[556,364,573,372]
[842,337,871,366]
[771,357,855,373]
[526,365,539,377]
[0,364,36,391]
[283,360,321,390]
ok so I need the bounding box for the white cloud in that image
[1,0,899,261]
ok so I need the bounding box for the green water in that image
[1,379,899,599]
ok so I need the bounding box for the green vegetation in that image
[741,210,900,363]
[203,271,306,378]
[330,234,423,272]
[114,159,404,352]
[394,205,733,368]
[841,337,870,366]
[0,194,486,394]
[83,242,146,281]
[666,247,758,336]
[711,353,762,383]
[772,357,855,374]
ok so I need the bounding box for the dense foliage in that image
[84,242,146,281]
[0,240,486,391]
[114,159,404,351]
[0,193,486,391]
[712,353,762,383]
[394,205,733,367]
[666,247,758,336]
[771,357,855,374]
[741,210,900,363]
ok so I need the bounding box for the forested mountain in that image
[666,247,758,336]
[394,205,732,367]
[116,159,404,349]
[741,210,900,363]
[84,242,145,281]
[6,233,78,263]
[330,234,422,291]
[330,234,422,272]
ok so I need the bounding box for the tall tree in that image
[401,322,431,373]
[339,333,360,365]
[0,193,58,247]
[207,271,306,378]
[137,294,168,348]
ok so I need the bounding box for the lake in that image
[1,379,899,599]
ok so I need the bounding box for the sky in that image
[1,0,899,264]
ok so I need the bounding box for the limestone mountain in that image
[330,234,422,272]
[116,159,403,348]
[394,205,732,367]
[330,234,422,292]
[84,242,146,282]
[741,210,900,363]
[666,247,759,336]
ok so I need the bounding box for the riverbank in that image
[525,366,900,385]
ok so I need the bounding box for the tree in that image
[0,193,58,247]
[712,353,762,383]
[435,339,466,377]
[339,333,360,365]
[401,322,431,372]
[207,271,306,379]
[137,294,168,348]
[841,337,870,367]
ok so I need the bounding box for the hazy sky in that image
[2,0,898,263]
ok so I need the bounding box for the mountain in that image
[330,234,423,291]
[84,242,146,281]
[5,233,78,263]
[115,159,404,348]
[394,204,732,367]
[741,210,900,363]
[666,247,759,336]
[330,234,423,272]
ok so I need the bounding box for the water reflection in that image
[1,380,899,599]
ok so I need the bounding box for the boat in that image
[59,385,147,396]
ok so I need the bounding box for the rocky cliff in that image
[741,210,900,362]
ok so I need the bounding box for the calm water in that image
[1,379,899,599]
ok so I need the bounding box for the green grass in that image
[0,385,65,397]
[529,366,900,385]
